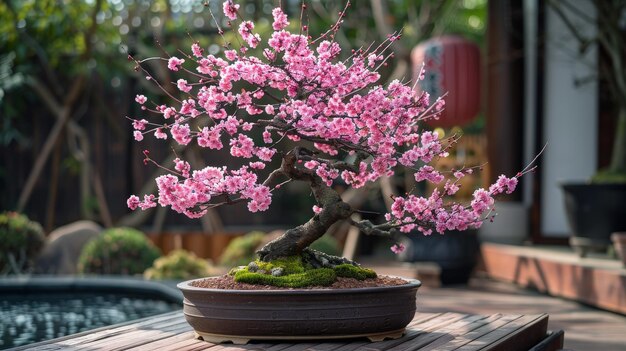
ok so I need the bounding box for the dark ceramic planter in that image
[178,277,421,344]
[399,229,480,285]
[561,183,626,257]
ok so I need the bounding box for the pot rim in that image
[177,275,421,295]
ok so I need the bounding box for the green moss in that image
[231,256,377,288]
[254,255,306,275]
[234,268,336,288]
[334,264,377,280]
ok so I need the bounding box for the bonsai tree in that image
[549,0,626,182]
[127,1,528,284]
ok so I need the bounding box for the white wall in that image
[540,0,597,236]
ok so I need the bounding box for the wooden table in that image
[10,310,563,351]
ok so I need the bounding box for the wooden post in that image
[486,0,525,201]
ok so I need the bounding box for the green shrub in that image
[78,227,160,275]
[144,249,216,280]
[0,212,45,274]
[218,231,265,267]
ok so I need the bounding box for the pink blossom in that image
[391,243,406,254]
[139,194,157,210]
[154,128,168,140]
[132,119,148,131]
[127,195,140,210]
[255,147,276,161]
[262,130,272,143]
[177,79,192,93]
[224,50,237,61]
[230,134,255,158]
[167,57,185,71]
[304,160,319,170]
[249,162,265,170]
[222,0,239,20]
[272,8,289,31]
[171,123,191,145]
[133,131,144,141]
[135,95,147,104]
[191,43,203,58]
[312,205,323,214]
[163,107,176,119]
[174,158,191,178]
[238,21,261,48]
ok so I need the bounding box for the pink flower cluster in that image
[386,174,519,236]
[127,1,523,254]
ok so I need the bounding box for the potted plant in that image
[549,0,626,256]
[125,1,528,343]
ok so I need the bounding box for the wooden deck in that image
[10,310,560,351]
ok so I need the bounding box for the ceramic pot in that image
[178,277,421,344]
[399,229,479,284]
[561,183,626,257]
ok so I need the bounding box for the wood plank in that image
[455,314,548,351]
[74,321,190,351]
[289,314,444,351]
[430,314,523,351]
[9,310,556,351]
[157,337,215,351]
[410,314,508,351]
[327,313,469,351]
[10,311,183,350]
[71,319,189,350]
[58,313,184,348]
[381,314,492,351]
[355,315,485,351]
[61,311,183,346]
[198,341,280,351]
[111,323,193,351]
[125,331,198,351]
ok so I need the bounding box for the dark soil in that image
[190,274,409,290]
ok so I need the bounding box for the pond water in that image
[0,292,181,349]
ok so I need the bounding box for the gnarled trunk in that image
[256,149,354,262]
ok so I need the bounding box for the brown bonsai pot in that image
[178,277,421,344]
[611,232,626,267]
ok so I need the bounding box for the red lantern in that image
[411,35,481,128]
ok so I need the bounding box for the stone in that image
[271,267,284,277]
[34,220,102,274]
[247,261,259,272]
